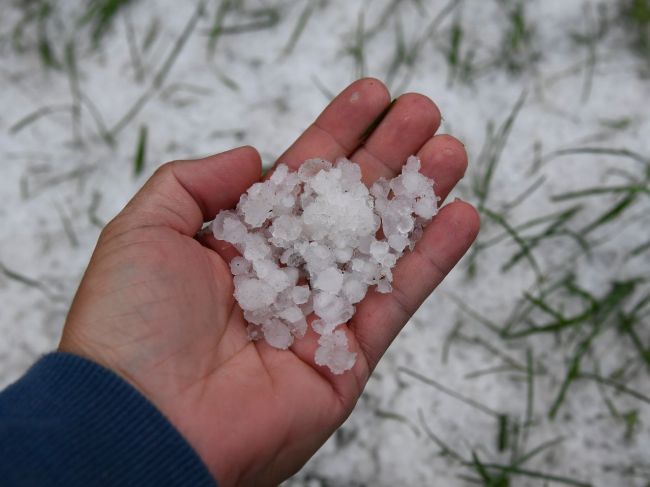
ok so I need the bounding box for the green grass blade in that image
[133,125,148,176]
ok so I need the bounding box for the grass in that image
[456,115,649,456]
[620,0,650,71]
[524,348,534,428]
[383,0,461,91]
[504,279,640,339]
[465,92,545,278]
[496,0,541,75]
[445,15,464,86]
[108,1,205,138]
[451,266,648,429]
[11,0,136,67]
[345,10,367,80]
[12,0,62,69]
[569,3,608,102]
[471,91,526,212]
[124,12,145,81]
[0,261,62,301]
[64,40,82,145]
[282,0,318,57]
[550,163,650,236]
[419,409,590,486]
[55,203,79,248]
[540,147,650,167]
[439,2,484,87]
[399,366,503,419]
[207,0,281,56]
[207,0,234,54]
[133,125,148,176]
[495,273,648,420]
[480,206,542,278]
[88,192,106,229]
[220,1,647,483]
[9,104,75,134]
[78,0,137,48]
[455,331,527,372]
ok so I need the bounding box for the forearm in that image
[0,353,216,487]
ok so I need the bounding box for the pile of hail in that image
[211,156,437,374]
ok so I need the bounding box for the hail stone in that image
[212,156,437,374]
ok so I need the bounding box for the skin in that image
[59,78,480,487]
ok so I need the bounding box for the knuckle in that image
[152,160,179,179]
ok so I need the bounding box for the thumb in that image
[116,146,262,236]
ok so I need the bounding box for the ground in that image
[1,1,649,486]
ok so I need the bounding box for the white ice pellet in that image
[229,256,251,275]
[279,306,303,324]
[270,214,302,241]
[334,247,353,263]
[234,277,276,310]
[388,233,409,252]
[313,267,344,293]
[369,240,390,261]
[292,285,311,304]
[286,315,308,338]
[212,156,437,374]
[313,291,354,326]
[262,319,293,349]
[314,330,357,375]
[342,278,367,304]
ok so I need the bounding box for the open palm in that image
[60,79,479,487]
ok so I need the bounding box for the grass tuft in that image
[496,0,541,75]
[472,91,526,211]
[620,0,650,71]
[79,0,137,48]
[282,0,318,56]
[419,409,590,487]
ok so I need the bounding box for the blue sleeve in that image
[0,352,217,487]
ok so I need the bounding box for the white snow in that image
[2,1,650,485]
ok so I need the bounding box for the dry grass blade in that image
[109,1,205,138]
[400,367,502,418]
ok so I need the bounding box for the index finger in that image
[275,78,390,169]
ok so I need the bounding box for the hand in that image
[59,78,479,487]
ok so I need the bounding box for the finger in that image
[204,134,470,373]
[117,146,262,236]
[351,93,441,185]
[350,201,480,371]
[204,134,468,377]
[417,134,468,204]
[196,232,240,261]
[276,78,390,170]
[203,80,389,256]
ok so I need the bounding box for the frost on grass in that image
[212,156,437,374]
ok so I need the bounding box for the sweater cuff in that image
[0,352,216,487]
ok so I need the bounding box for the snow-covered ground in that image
[1,1,649,485]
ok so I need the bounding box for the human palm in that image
[60,79,479,487]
